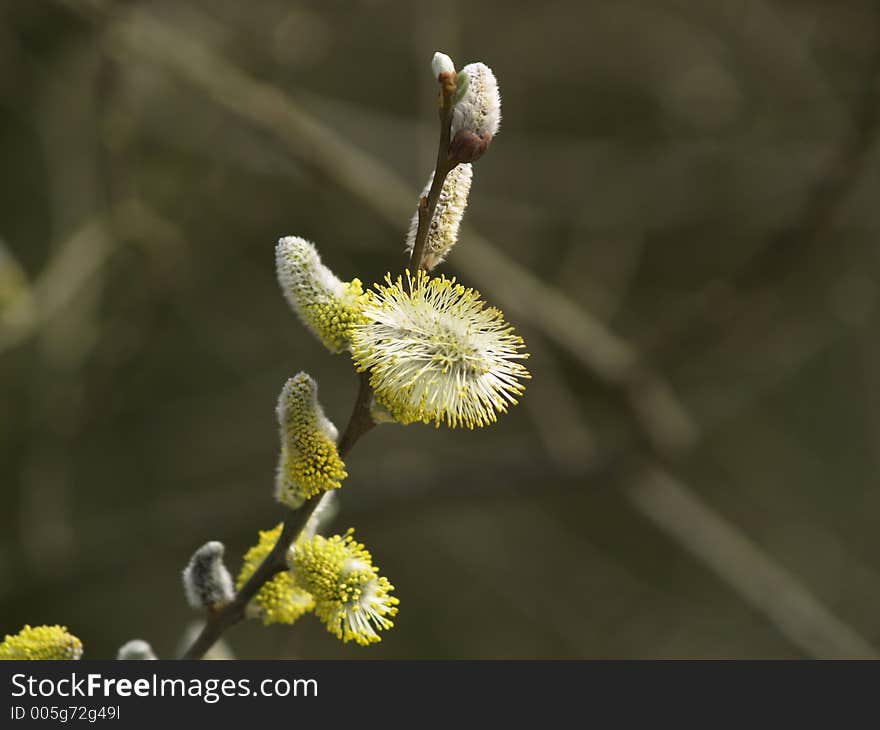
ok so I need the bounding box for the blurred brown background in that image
[2,0,880,659]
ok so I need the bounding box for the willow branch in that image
[180,371,375,659]
[408,76,457,270]
[100,9,697,460]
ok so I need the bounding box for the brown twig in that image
[180,371,375,659]
[408,74,458,270]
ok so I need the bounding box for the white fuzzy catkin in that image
[182,541,235,609]
[275,237,366,353]
[405,163,473,270]
[451,62,501,141]
[117,639,158,660]
[431,51,455,78]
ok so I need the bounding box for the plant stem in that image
[337,369,376,458]
[180,69,455,661]
[179,371,375,659]
[408,82,457,270]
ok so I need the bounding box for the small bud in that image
[449,129,491,164]
[450,62,501,162]
[431,51,455,79]
[275,237,367,353]
[182,541,235,610]
[0,625,83,660]
[275,373,347,509]
[117,639,157,660]
[405,163,473,270]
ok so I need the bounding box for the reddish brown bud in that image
[448,129,493,163]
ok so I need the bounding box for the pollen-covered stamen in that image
[341,574,397,641]
[275,373,347,509]
[350,270,530,428]
[405,164,473,270]
[292,530,399,646]
[275,237,368,353]
[0,625,83,660]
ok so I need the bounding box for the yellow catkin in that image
[293,531,399,645]
[275,373,347,509]
[350,270,530,428]
[0,625,83,660]
[275,237,368,353]
[237,525,315,626]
